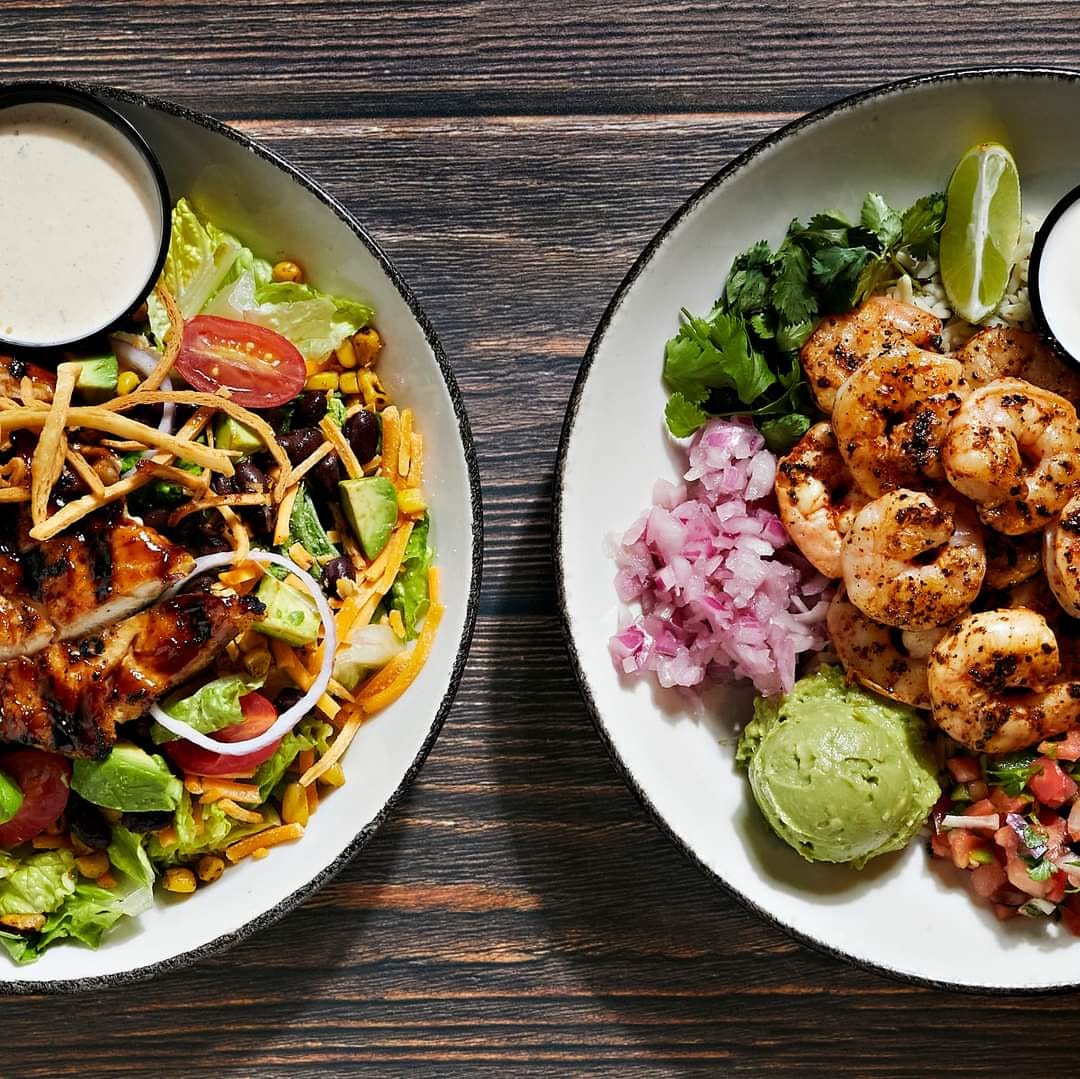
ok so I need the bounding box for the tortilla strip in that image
[140,282,182,391]
[64,447,105,496]
[319,416,363,481]
[30,363,78,526]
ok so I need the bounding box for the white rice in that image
[884,214,1039,351]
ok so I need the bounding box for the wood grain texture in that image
[6,3,1080,1076]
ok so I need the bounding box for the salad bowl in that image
[1,81,481,993]
[556,67,1080,991]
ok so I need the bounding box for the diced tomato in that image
[1006,851,1051,898]
[1047,871,1069,905]
[0,750,71,845]
[176,316,306,409]
[947,756,983,783]
[163,692,281,776]
[1068,801,1080,841]
[948,829,987,870]
[1040,730,1080,762]
[930,830,952,860]
[967,780,988,801]
[971,861,1008,898]
[992,902,1019,922]
[994,824,1020,853]
[965,798,998,820]
[1028,757,1078,808]
[990,787,1029,814]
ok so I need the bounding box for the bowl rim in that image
[0,80,172,350]
[0,79,483,996]
[553,64,1080,995]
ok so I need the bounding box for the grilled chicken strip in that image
[0,591,264,759]
[0,517,194,661]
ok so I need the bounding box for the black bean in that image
[211,471,238,496]
[120,810,174,834]
[278,427,323,466]
[292,391,328,427]
[140,508,172,533]
[274,688,305,713]
[234,460,268,494]
[67,796,111,850]
[322,556,356,595]
[310,450,342,499]
[344,409,380,464]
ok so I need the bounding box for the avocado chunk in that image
[76,354,119,403]
[253,574,320,647]
[214,415,263,457]
[340,476,398,559]
[0,767,22,825]
[71,743,182,813]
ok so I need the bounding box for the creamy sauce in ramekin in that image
[1035,197,1080,357]
[0,102,163,346]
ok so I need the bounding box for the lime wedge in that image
[939,142,1021,323]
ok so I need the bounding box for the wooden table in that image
[7,4,1080,1075]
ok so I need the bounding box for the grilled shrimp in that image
[799,296,943,413]
[927,608,1080,752]
[957,326,1080,402]
[827,588,944,709]
[774,423,869,578]
[983,529,1043,590]
[831,349,967,495]
[1045,492,1080,617]
[942,378,1080,534]
[842,489,986,629]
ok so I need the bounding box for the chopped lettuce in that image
[147,790,281,865]
[252,719,330,801]
[153,674,263,743]
[391,514,434,638]
[285,483,339,571]
[147,198,243,342]
[205,272,374,361]
[0,850,76,917]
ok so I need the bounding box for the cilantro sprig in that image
[662,191,946,451]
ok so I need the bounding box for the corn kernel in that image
[70,835,94,857]
[305,372,340,392]
[352,327,382,367]
[117,370,141,396]
[163,868,197,894]
[272,260,303,284]
[31,834,69,850]
[282,782,310,827]
[75,852,110,880]
[252,847,270,860]
[358,369,389,410]
[243,648,271,680]
[397,488,426,515]
[335,337,358,369]
[339,371,360,395]
[197,855,225,883]
[45,813,66,835]
[97,872,118,890]
[318,762,346,788]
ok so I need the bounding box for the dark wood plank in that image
[7,6,1080,1076]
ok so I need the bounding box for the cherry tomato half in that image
[176,315,306,409]
[163,692,282,776]
[0,750,71,846]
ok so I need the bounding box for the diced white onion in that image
[1019,897,1057,917]
[150,550,336,756]
[940,814,1000,831]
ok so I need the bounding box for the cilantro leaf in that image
[662,311,775,405]
[724,240,772,315]
[901,192,946,258]
[775,319,814,353]
[986,750,1041,797]
[769,242,817,324]
[853,255,895,305]
[799,211,852,247]
[759,412,811,453]
[665,392,709,438]
[811,245,876,288]
[860,192,903,249]
[1028,859,1055,883]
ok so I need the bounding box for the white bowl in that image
[556,68,1080,991]
[1,82,481,992]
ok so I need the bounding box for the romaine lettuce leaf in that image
[148,198,243,342]
[0,850,76,916]
[251,718,332,800]
[205,271,374,361]
[153,674,263,743]
[391,513,434,638]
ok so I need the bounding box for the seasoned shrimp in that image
[842,489,985,629]
[957,326,1080,403]
[983,529,1042,590]
[827,588,944,709]
[942,378,1080,534]
[831,349,967,495]
[774,423,869,578]
[800,296,943,413]
[1044,492,1080,617]
[927,608,1080,752]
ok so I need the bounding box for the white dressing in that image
[1035,197,1080,358]
[0,102,162,346]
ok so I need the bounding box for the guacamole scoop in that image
[736,666,940,868]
